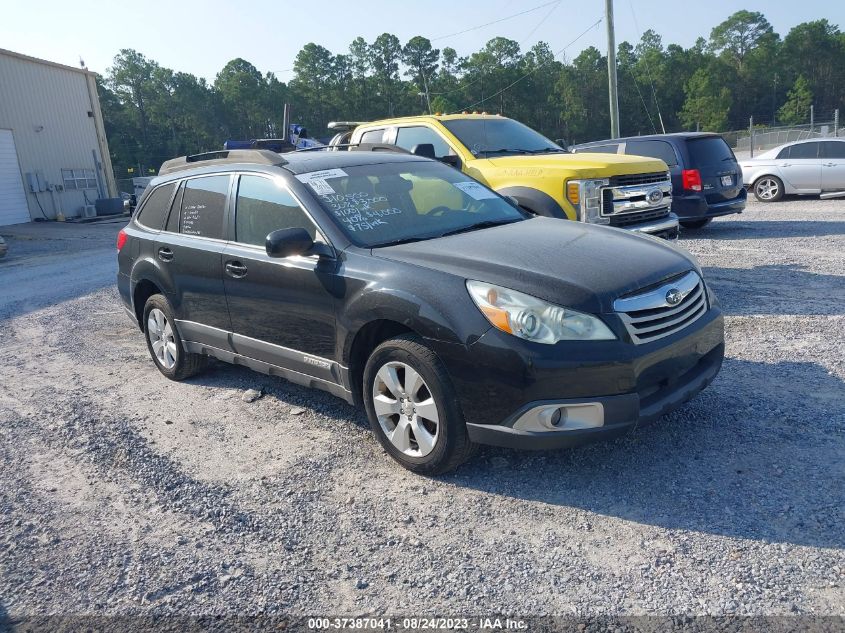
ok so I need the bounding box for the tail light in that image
[682,169,702,192]
[116,229,127,251]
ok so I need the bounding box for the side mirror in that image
[506,196,520,208]
[411,143,436,159]
[266,228,314,258]
[555,139,569,152]
[440,154,461,168]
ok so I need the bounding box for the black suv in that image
[573,133,746,229]
[117,149,725,474]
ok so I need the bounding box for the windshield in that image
[441,118,563,157]
[298,161,526,248]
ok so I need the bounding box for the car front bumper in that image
[625,213,680,239]
[432,307,725,450]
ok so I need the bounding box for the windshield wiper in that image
[482,148,531,156]
[437,219,520,238]
[524,147,567,154]
[370,235,436,248]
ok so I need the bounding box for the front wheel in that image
[753,176,784,202]
[363,334,475,475]
[680,218,712,230]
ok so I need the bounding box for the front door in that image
[222,173,339,382]
[156,174,233,347]
[779,141,822,191]
[821,141,845,191]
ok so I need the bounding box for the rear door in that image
[222,173,339,382]
[156,174,233,346]
[820,141,845,191]
[684,136,742,201]
[777,142,822,191]
[624,139,681,188]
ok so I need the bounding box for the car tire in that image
[142,294,208,381]
[363,334,476,475]
[680,218,712,230]
[753,176,784,202]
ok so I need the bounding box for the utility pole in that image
[606,0,620,138]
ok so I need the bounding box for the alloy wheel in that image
[372,361,440,457]
[756,178,780,200]
[147,308,177,370]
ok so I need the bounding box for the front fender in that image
[496,185,572,220]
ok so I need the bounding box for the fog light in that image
[538,407,566,429]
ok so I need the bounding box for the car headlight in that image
[565,178,609,224]
[466,281,616,343]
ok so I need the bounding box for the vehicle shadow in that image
[687,219,845,240]
[0,601,10,633]
[703,263,845,316]
[447,356,845,550]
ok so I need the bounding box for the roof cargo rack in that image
[159,149,287,175]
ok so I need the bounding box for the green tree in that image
[710,10,774,70]
[777,75,813,125]
[680,64,734,131]
[402,36,439,112]
[371,33,403,116]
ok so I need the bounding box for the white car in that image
[739,138,845,202]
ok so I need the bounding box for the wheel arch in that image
[496,185,571,219]
[346,319,415,406]
[133,278,163,332]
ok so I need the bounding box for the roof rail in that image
[158,149,287,175]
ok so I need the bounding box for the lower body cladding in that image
[432,309,725,449]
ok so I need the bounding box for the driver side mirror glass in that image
[265,227,314,258]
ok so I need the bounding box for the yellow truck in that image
[330,114,678,238]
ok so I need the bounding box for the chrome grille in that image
[609,172,669,187]
[613,271,707,344]
[600,177,672,218]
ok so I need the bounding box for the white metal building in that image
[0,48,116,225]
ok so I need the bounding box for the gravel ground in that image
[0,199,843,625]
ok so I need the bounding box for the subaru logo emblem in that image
[647,189,663,204]
[665,288,683,305]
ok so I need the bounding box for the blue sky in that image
[1,0,842,81]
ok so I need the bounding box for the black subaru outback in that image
[117,149,724,474]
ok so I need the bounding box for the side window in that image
[179,175,230,239]
[235,175,317,247]
[136,182,176,230]
[821,142,845,159]
[776,146,792,159]
[625,140,678,167]
[359,129,385,144]
[395,126,454,158]
[789,142,819,159]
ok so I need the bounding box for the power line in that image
[452,16,604,114]
[626,63,658,133]
[627,0,666,133]
[431,0,560,42]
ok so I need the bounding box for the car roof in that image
[575,132,721,148]
[279,150,429,175]
[150,150,431,187]
[359,113,509,127]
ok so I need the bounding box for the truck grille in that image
[609,172,669,187]
[613,271,707,344]
[605,201,670,226]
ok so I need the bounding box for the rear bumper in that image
[673,189,746,219]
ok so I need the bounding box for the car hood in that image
[479,152,668,178]
[372,217,698,314]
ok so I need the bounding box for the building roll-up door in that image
[0,129,31,226]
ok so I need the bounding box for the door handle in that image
[823,163,835,167]
[781,163,792,167]
[225,261,248,278]
[157,247,174,262]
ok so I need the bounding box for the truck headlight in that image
[565,178,609,224]
[467,281,616,343]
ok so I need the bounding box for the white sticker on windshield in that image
[296,168,348,184]
[453,181,497,200]
[308,178,335,195]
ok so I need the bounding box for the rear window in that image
[687,137,735,166]
[179,175,230,240]
[360,129,385,144]
[625,140,678,167]
[136,183,176,230]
